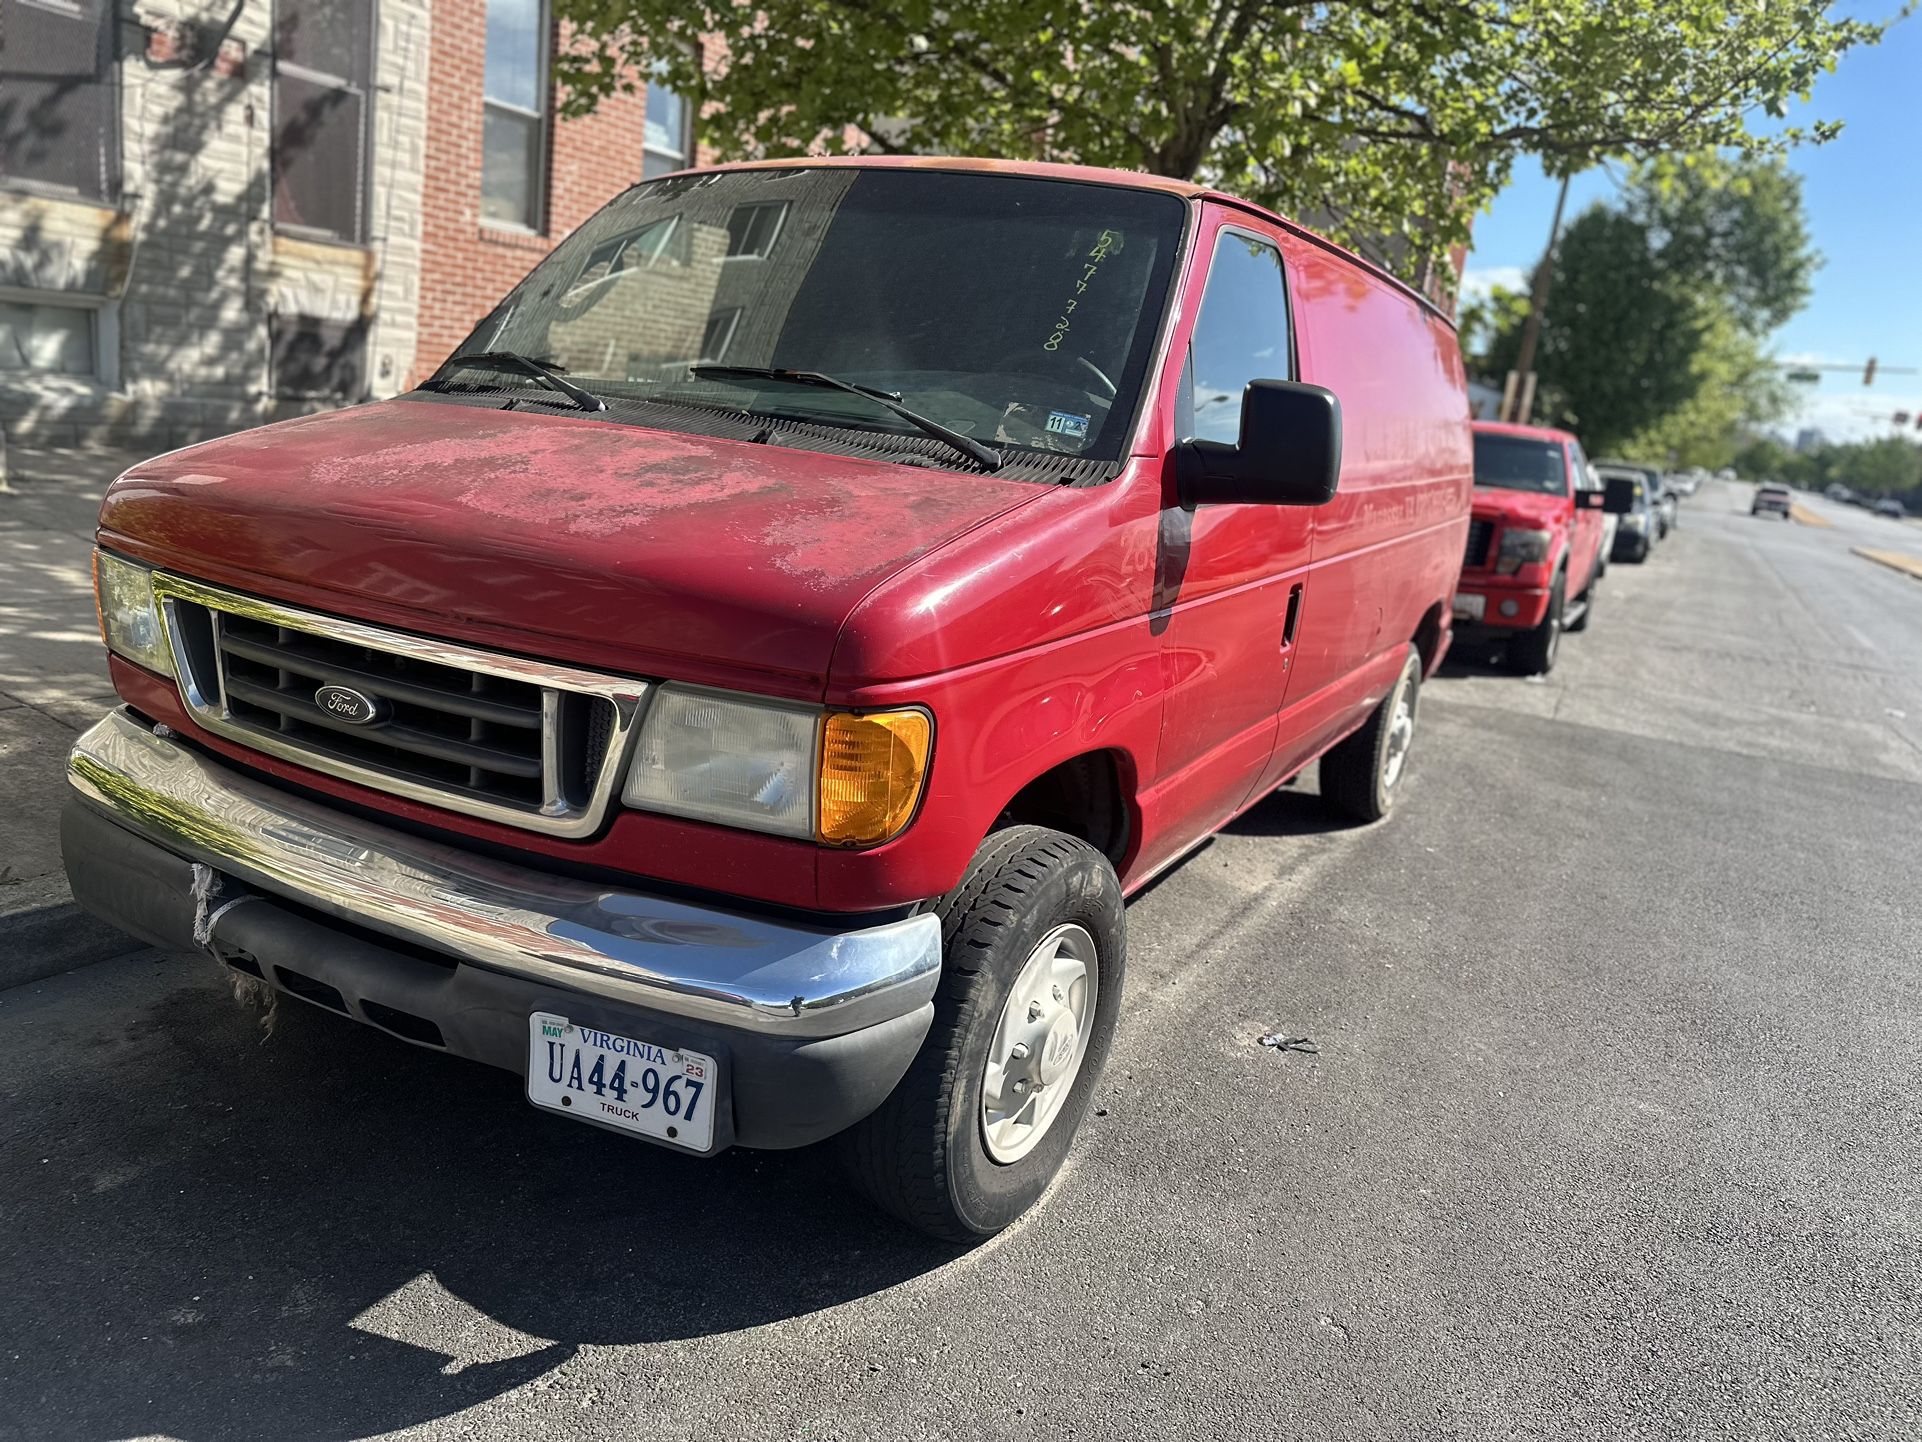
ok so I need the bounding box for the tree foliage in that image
[1734,435,1922,498]
[1472,158,1815,459]
[551,0,1885,276]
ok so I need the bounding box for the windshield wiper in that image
[690,364,1002,472]
[428,350,606,413]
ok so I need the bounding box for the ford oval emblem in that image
[314,683,386,726]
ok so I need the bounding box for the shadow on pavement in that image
[0,963,960,1442]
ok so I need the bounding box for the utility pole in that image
[1504,174,1571,425]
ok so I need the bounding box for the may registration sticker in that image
[526,1013,716,1152]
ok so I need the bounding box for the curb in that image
[0,902,144,990]
[1852,546,1922,582]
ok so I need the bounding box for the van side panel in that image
[1264,242,1472,787]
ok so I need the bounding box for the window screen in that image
[0,0,117,200]
[272,312,368,397]
[273,0,374,241]
[0,299,94,373]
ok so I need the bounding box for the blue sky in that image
[1460,5,1922,443]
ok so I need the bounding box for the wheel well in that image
[995,751,1131,866]
[1413,601,1446,675]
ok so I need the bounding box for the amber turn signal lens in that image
[817,709,932,847]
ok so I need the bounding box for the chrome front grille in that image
[152,573,647,837]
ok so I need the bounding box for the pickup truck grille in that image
[152,574,645,838]
[1463,517,1495,569]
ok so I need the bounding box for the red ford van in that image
[1454,420,1623,674]
[66,158,1471,1238]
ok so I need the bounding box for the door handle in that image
[1281,583,1304,648]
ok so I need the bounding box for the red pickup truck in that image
[1453,420,1627,674]
[67,158,1470,1239]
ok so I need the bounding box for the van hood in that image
[97,399,1045,688]
[1471,485,1568,528]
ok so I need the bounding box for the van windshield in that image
[1473,435,1568,495]
[439,168,1188,464]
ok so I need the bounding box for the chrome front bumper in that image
[66,710,943,1039]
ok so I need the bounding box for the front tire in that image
[838,826,1125,1241]
[1506,571,1565,675]
[1320,647,1423,822]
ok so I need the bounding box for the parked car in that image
[1825,483,1854,503]
[1596,464,1661,562]
[1599,459,1676,538]
[1456,421,1628,673]
[62,157,1475,1240]
[1875,498,1908,519]
[1752,483,1794,519]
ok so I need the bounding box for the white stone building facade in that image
[0,0,429,446]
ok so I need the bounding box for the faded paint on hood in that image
[97,398,1046,688]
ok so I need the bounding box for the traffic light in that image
[1864,356,1878,386]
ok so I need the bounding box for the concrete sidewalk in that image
[1,442,154,978]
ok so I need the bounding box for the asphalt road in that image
[3,481,1919,1441]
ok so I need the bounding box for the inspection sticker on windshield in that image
[1046,410,1091,442]
[527,1013,716,1151]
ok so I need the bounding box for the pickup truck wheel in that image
[1319,648,1422,822]
[837,825,1125,1241]
[1506,572,1565,676]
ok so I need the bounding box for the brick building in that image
[0,0,691,446]
[412,0,697,378]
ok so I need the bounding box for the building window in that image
[0,0,118,201]
[642,80,690,180]
[699,308,740,362]
[271,312,368,398]
[273,0,375,242]
[481,0,549,230]
[0,297,96,374]
[724,202,786,259]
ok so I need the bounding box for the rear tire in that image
[1320,648,1423,823]
[1506,572,1565,675]
[838,826,1125,1241]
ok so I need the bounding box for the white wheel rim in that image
[1382,676,1417,791]
[981,923,1098,1164]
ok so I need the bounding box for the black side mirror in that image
[1575,489,1605,511]
[1176,380,1342,508]
[1602,476,1637,514]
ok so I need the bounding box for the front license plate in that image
[1453,592,1486,621]
[526,1013,717,1151]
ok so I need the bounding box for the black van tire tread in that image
[838,825,1125,1241]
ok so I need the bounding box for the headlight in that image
[1495,527,1553,574]
[92,550,175,677]
[622,686,933,847]
[1621,512,1648,531]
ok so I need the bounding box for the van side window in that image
[1183,231,1292,445]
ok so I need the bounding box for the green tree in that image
[1472,158,1814,457]
[551,0,1885,276]
[1828,437,1922,497]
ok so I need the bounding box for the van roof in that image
[686,155,1453,327]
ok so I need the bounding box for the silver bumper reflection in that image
[68,710,942,1037]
